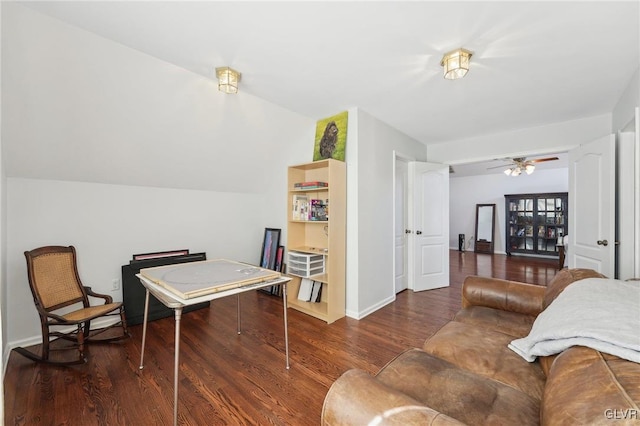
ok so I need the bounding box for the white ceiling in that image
[21,0,639,148]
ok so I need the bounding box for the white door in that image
[568,134,615,277]
[409,162,450,291]
[394,158,409,293]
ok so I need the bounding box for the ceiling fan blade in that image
[529,156,559,164]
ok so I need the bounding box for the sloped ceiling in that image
[18,1,639,144]
[3,1,639,189]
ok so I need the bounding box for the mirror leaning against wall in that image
[475,204,496,254]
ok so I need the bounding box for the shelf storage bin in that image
[288,251,325,277]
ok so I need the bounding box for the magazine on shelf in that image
[297,278,314,301]
[294,181,328,188]
[292,194,309,220]
[311,281,322,303]
[310,199,328,221]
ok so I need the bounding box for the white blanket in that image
[509,278,640,363]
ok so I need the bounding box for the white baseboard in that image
[346,294,396,320]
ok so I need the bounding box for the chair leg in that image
[76,324,86,362]
[120,307,129,336]
[41,322,50,361]
[13,322,86,366]
[83,319,91,339]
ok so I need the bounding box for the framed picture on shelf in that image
[260,228,281,271]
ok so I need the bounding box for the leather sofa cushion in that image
[321,368,464,425]
[542,346,640,425]
[462,276,545,316]
[543,268,606,309]
[423,321,546,400]
[453,305,536,338]
[376,349,540,426]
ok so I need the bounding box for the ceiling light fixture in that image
[504,164,535,176]
[440,48,472,80]
[215,67,241,94]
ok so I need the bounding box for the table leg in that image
[173,307,182,426]
[282,282,290,370]
[236,293,241,334]
[139,289,151,370]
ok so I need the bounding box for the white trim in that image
[346,295,395,320]
[392,151,414,296]
[345,107,359,318]
[635,107,640,278]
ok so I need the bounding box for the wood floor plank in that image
[4,251,558,425]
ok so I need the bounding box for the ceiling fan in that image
[488,156,559,176]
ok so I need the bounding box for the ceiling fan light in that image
[504,168,512,176]
[512,167,522,176]
[525,164,535,174]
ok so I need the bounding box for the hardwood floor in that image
[4,251,558,425]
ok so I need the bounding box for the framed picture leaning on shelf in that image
[260,228,281,270]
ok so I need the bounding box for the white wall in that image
[346,109,427,319]
[450,169,568,254]
[6,178,271,346]
[618,132,636,280]
[612,68,639,132]
[0,0,6,413]
[1,3,315,350]
[427,114,612,165]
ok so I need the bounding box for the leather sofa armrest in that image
[322,369,463,425]
[461,275,545,316]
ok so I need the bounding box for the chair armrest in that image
[44,311,70,323]
[322,369,463,425]
[84,286,113,304]
[461,275,545,316]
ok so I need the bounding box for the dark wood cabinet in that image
[505,192,568,257]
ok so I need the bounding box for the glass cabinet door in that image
[505,193,568,257]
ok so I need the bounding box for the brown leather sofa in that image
[322,269,640,425]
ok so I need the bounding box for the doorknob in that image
[405,229,412,234]
[416,230,422,235]
[597,239,609,246]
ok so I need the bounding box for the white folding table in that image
[136,259,291,426]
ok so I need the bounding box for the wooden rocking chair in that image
[14,245,129,365]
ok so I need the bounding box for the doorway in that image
[394,154,409,293]
[394,153,450,294]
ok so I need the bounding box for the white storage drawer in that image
[288,251,325,277]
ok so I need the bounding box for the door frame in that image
[393,151,415,294]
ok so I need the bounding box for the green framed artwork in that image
[313,111,348,162]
